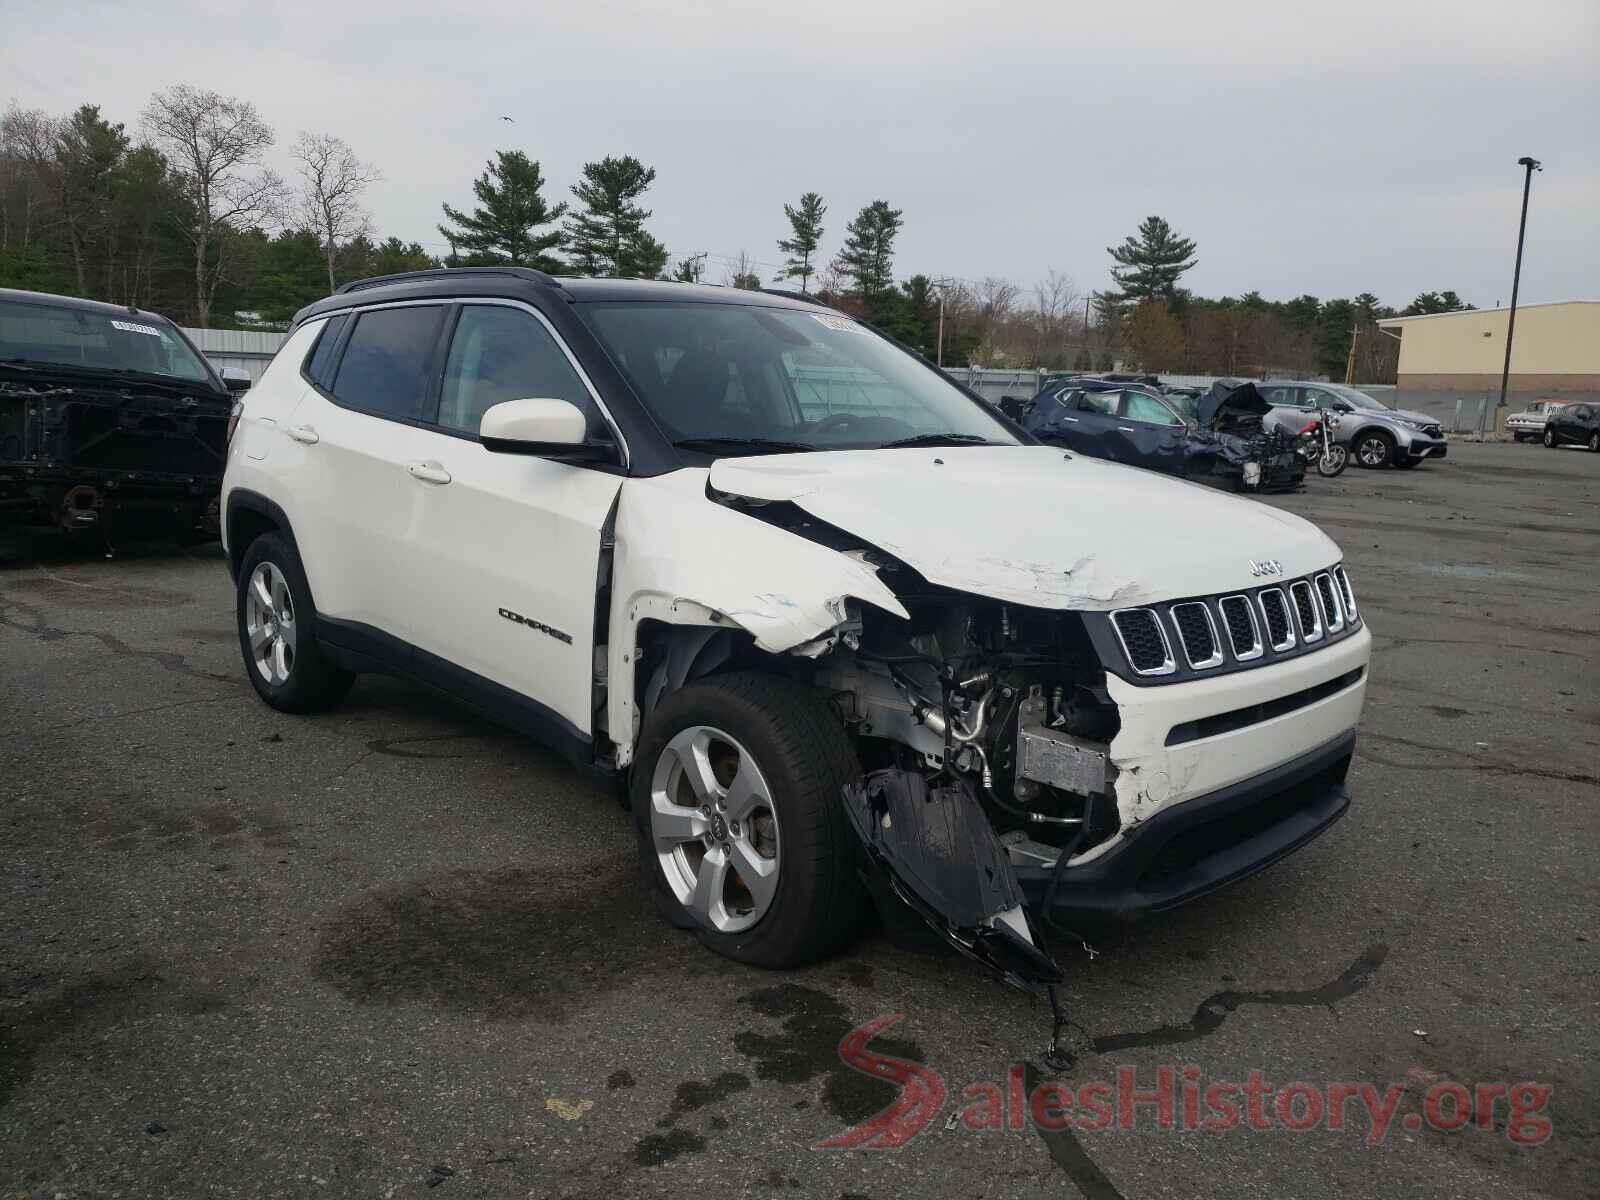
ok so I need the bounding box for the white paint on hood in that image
[709,446,1340,610]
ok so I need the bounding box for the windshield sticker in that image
[810,314,868,335]
[111,319,163,337]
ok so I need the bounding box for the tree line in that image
[2,87,1472,381]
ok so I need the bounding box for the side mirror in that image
[480,397,617,462]
[220,366,252,393]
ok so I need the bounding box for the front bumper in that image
[1017,728,1354,921]
[1403,438,1448,461]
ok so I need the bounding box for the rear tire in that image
[1544,428,1557,448]
[631,670,869,968]
[236,532,355,713]
[1589,433,1599,453]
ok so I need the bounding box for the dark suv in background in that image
[0,288,248,545]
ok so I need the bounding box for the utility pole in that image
[1344,322,1358,385]
[1498,156,1541,409]
[931,277,955,366]
[1084,293,1093,366]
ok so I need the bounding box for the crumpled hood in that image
[709,446,1341,610]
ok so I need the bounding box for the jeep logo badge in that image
[1249,559,1284,578]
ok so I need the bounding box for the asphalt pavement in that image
[2,440,1596,1199]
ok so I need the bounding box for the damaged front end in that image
[1187,381,1306,494]
[0,368,230,540]
[809,568,1125,992]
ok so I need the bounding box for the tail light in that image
[227,399,243,444]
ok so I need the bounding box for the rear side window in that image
[436,305,595,435]
[303,313,349,387]
[331,306,444,420]
[1077,390,1117,415]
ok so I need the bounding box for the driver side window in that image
[436,305,595,436]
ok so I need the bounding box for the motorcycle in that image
[1298,412,1348,477]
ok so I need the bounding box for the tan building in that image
[1377,300,1599,394]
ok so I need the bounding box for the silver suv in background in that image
[1261,381,1447,469]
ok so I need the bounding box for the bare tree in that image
[142,85,285,326]
[724,249,761,290]
[1026,269,1081,367]
[1,104,58,251]
[293,132,380,292]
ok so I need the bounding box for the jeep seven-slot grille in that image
[1112,609,1170,673]
[1171,602,1218,666]
[1335,566,1357,619]
[1290,580,1321,640]
[1103,567,1360,683]
[1315,573,1343,630]
[1260,589,1292,648]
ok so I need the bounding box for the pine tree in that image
[564,155,668,278]
[776,192,825,293]
[438,150,565,270]
[832,200,902,300]
[1106,215,1197,306]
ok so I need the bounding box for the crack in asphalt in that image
[1357,731,1600,788]
[1089,943,1389,1054]
[0,594,237,684]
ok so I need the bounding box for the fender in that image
[223,488,301,582]
[604,469,909,767]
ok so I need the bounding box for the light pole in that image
[1498,156,1541,409]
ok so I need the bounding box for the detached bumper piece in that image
[842,770,1062,992]
[1015,730,1356,923]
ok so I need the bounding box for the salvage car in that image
[1,288,247,543]
[1260,380,1446,469]
[1015,378,1306,492]
[1506,398,1568,442]
[1542,401,1600,451]
[222,268,1371,988]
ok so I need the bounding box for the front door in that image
[1113,391,1187,473]
[402,301,625,741]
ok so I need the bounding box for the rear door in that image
[1113,391,1187,473]
[1030,388,1122,459]
[281,302,449,648]
[402,300,625,740]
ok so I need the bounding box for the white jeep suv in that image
[222,268,1371,985]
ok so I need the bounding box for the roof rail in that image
[335,266,562,295]
[757,287,831,308]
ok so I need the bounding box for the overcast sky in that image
[4,0,1595,307]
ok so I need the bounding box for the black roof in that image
[0,286,178,323]
[294,268,832,327]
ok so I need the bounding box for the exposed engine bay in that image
[711,493,1126,991]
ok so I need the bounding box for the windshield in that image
[577,302,1019,452]
[1325,384,1390,411]
[0,298,213,383]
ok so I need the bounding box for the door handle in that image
[1062,416,1079,422]
[287,424,319,444]
[1117,426,1136,432]
[406,460,452,485]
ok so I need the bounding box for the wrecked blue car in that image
[1004,380,1307,493]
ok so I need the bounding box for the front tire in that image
[631,671,869,968]
[1316,444,1349,477]
[236,532,355,713]
[1354,430,1394,468]
[1589,433,1599,453]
